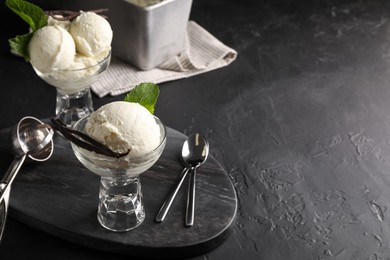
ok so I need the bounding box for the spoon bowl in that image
[181,133,209,169]
[0,116,54,242]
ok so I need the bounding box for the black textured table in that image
[2,0,390,259]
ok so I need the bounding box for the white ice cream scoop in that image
[28,25,76,73]
[85,101,161,157]
[70,11,113,57]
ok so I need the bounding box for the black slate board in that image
[0,125,237,259]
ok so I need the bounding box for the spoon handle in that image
[156,167,191,222]
[186,165,198,227]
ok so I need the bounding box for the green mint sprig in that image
[6,0,48,60]
[124,83,160,114]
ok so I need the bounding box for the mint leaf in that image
[9,33,33,60]
[124,83,160,114]
[6,0,47,31]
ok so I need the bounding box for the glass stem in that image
[55,87,93,127]
[97,176,145,232]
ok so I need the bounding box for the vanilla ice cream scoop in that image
[28,25,76,73]
[85,101,161,157]
[70,11,113,57]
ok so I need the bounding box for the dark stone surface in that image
[0,126,236,259]
[2,0,390,259]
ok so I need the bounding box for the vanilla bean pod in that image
[50,118,129,158]
[46,8,109,21]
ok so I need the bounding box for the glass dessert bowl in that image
[71,114,167,232]
[32,51,111,127]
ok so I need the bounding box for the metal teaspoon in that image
[155,135,193,223]
[184,133,209,227]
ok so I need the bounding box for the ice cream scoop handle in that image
[0,154,27,203]
[156,167,191,222]
[0,185,10,243]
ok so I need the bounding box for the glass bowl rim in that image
[34,50,111,74]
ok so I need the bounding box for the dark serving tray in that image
[0,124,237,259]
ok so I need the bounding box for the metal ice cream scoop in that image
[0,116,54,242]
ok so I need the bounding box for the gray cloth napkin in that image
[91,21,238,97]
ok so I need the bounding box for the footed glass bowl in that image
[32,51,111,127]
[71,115,167,232]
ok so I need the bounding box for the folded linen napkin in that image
[91,21,238,97]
